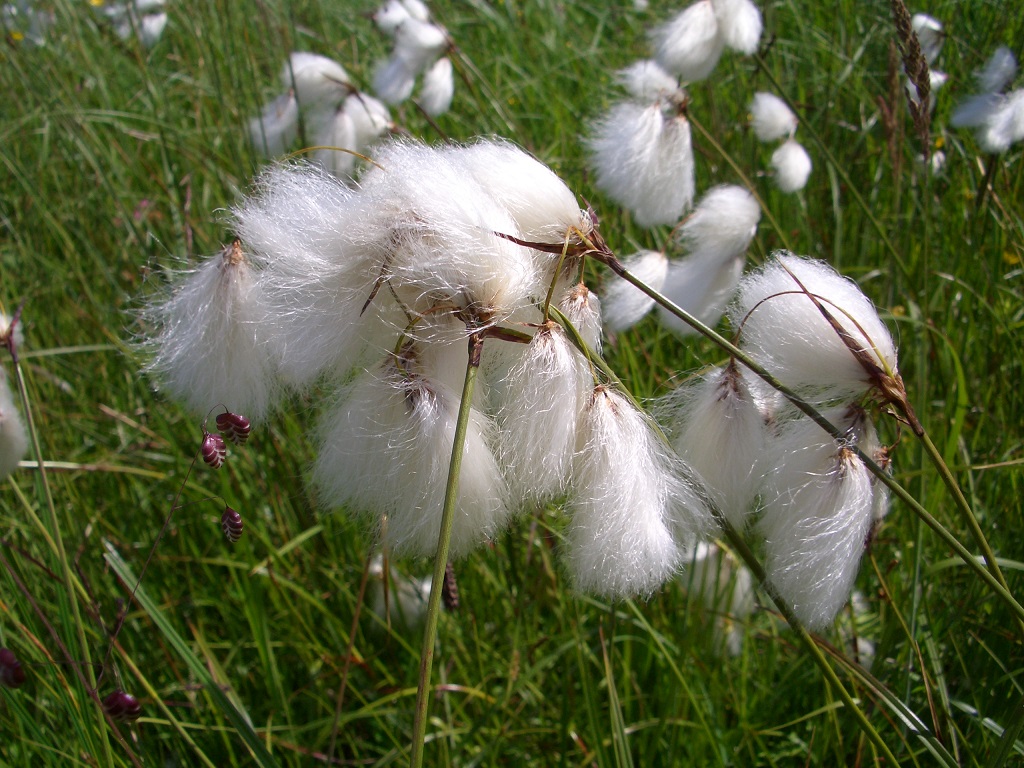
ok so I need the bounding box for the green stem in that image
[409,332,483,768]
[607,263,1024,627]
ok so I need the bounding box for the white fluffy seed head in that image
[657,249,746,336]
[0,371,28,480]
[677,184,760,259]
[366,554,433,634]
[250,90,299,157]
[566,387,691,599]
[282,52,350,110]
[588,101,695,227]
[750,92,798,142]
[757,408,877,630]
[911,14,944,66]
[142,241,280,420]
[557,283,603,353]
[730,253,898,402]
[418,56,454,117]
[663,363,767,529]
[950,92,1003,129]
[373,55,418,105]
[710,0,762,55]
[601,249,668,332]
[650,0,725,82]
[344,92,393,151]
[616,59,682,102]
[682,542,756,656]
[372,0,414,35]
[771,139,812,193]
[977,46,1018,94]
[392,18,448,73]
[975,90,1024,153]
[310,107,358,179]
[314,354,510,559]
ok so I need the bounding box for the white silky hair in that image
[975,90,1024,153]
[950,92,1004,129]
[249,90,299,157]
[282,52,350,111]
[662,363,767,529]
[710,0,762,55]
[366,554,433,635]
[910,14,944,66]
[729,253,898,401]
[657,248,745,335]
[419,56,454,117]
[616,60,682,102]
[392,18,448,74]
[0,371,28,480]
[770,139,812,193]
[344,92,392,151]
[495,323,590,507]
[313,356,510,559]
[372,0,414,36]
[649,0,725,83]
[142,242,280,420]
[756,409,877,630]
[557,283,603,353]
[601,249,668,332]
[310,107,358,179]
[566,387,691,599]
[682,542,756,656]
[588,101,695,227]
[676,184,760,260]
[750,92,798,142]
[373,54,417,105]
[976,46,1018,95]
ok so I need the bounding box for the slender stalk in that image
[605,263,1024,627]
[409,331,483,768]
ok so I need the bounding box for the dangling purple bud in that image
[221,507,244,543]
[0,648,26,688]
[441,561,459,611]
[201,432,227,469]
[102,690,142,723]
[215,412,252,446]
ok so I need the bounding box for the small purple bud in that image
[221,507,244,543]
[442,561,459,611]
[215,412,252,446]
[201,432,226,469]
[102,690,142,723]
[0,648,26,688]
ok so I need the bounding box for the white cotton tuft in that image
[566,387,690,599]
[757,409,877,630]
[250,90,299,157]
[771,139,812,193]
[366,554,433,634]
[710,0,762,55]
[282,52,350,110]
[392,18,448,73]
[950,92,1003,128]
[663,363,767,529]
[750,92,798,142]
[495,323,590,507]
[345,92,393,151]
[557,283,603,353]
[418,56,454,117]
[976,46,1018,95]
[730,253,898,401]
[975,90,1024,153]
[649,0,725,82]
[372,0,414,35]
[911,14,944,66]
[658,252,745,336]
[143,241,280,420]
[676,184,760,259]
[682,542,756,656]
[616,60,681,102]
[314,356,510,559]
[588,101,695,227]
[601,249,668,332]
[0,371,28,480]
[373,55,418,105]
[310,107,358,178]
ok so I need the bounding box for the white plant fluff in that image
[910,14,944,66]
[770,139,812,193]
[250,91,299,157]
[282,52,351,110]
[750,92,798,142]
[418,56,455,117]
[601,249,668,332]
[616,60,681,102]
[682,542,756,656]
[367,554,433,634]
[650,0,725,83]
[729,253,898,401]
[976,46,1018,95]
[0,370,28,481]
[710,0,762,55]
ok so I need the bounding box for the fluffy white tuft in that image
[950,92,1003,129]
[418,56,454,117]
[601,250,668,332]
[710,0,762,55]
[757,409,877,630]
[975,90,1024,153]
[0,371,28,480]
[249,91,299,157]
[373,55,417,105]
[682,542,756,656]
[649,0,725,82]
[976,46,1018,95]
[750,92,797,142]
[310,107,358,178]
[616,60,681,102]
[911,14,944,66]
[729,253,898,401]
[282,52,350,110]
[558,283,603,353]
[676,184,760,259]
[771,139,812,193]
[588,102,695,227]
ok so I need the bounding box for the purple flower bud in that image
[201,432,226,469]
[102,690,142,723]
[221,507,244,543]
[215,412,252,446]
[442,561,459,611]
[0,648,26,688]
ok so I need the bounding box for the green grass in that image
[2,0,1023,765]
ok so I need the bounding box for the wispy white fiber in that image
[372,0,429,35]
[676,184,761,260]
[663,363,767,529]
[557,283,603,353]
[682,542,756,655]
[588,102,695,227]
[976,46,1018,95]
[392,17,448,73]
[0,371,28,480]
[282,52,351,110]
[566,387,688,599]
[616,60,681,102]
[373,55,418,105]
[345,92,393,151]
[366,554,433,634]
[757,409,877,629]
[770,139,812,193]
[710,0,762,55]
[601,249,668,332]
[249,90,299,157]
[314,355,510,559]
[143,241,280,420]
[750,92,797,142]
[950,92,1003,129]
[310,107,358,178]
[649,0,725,82]
[730,253,897,401]
[418,56,454,117]
[911,14,944,66]
[975,90,1024,153]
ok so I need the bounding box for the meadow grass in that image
[1,0,1023,765]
